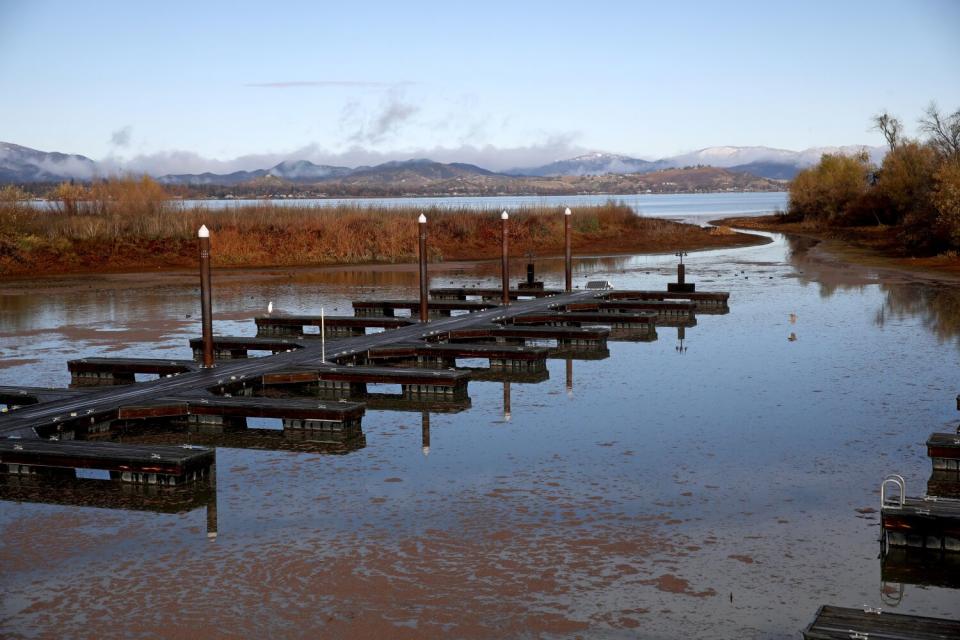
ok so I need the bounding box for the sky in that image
[1,0,958,172]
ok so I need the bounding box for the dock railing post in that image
[418,213,429,323]
[198,225,215,368]
[564,207,572,292]
[501,211,510,306]
[321,306,326,363]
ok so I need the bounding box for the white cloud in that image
[101,134,586,175]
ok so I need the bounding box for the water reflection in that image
[784,235,960,347]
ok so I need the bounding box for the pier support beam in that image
[501,211,510,306]
[198,225,215,368]
[564,207,572,292]
[418,213,429,323]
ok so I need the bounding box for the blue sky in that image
[1,0,958,171]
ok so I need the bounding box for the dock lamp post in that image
[564,207,572,292]
[198,225,215,368]
[418,213,429,323]
[501,211,510,305]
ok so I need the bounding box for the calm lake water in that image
[1,206,959,638]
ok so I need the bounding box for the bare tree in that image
[919,102,960,158]
[872,111,903,150]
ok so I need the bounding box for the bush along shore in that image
[0,177,765,277]
[739,104,960,264]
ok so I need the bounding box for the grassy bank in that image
[0,178,766,277]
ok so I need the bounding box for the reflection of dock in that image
[802,605,960,639]
[0,471,214,514]
[881,546,960,590]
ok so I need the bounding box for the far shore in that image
[0,196,770,279]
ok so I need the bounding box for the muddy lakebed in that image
[1,231,959,638]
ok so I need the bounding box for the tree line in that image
[787,103,960,255]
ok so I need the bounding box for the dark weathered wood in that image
[928,470,960,500]
[263,365,470,387]
[882,495,960,551]
[429,287,562,300]
[0,289,614,440]
[256,315,413,330]
[0,439,213,480]
[803,605,960,639]
[182,396,365,421]
[928,432,960,471]
[69,358,197,375]
[510,311,657,327]
[352,299,500,316]
[365,342,549,362]
[447,325,608,342]
[188,336,305,354]
[602,289,729,304]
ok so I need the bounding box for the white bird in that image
[267,301,273,314]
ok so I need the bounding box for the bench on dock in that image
[802,604,960,639]
[261,365,470,401]
[352,299,499,317]
[429,287,562,301]
[256,315,414,337]
[68,358,198,386]
[0,439,213,485]
[881,474,960,552]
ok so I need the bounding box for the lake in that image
[1,197,958,638]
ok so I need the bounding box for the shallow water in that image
[0,230,958,638]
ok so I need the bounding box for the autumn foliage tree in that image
[788,104,960,255]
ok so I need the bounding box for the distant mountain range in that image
[0,141,886,187]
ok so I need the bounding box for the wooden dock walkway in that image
[0,289,599,442]
[0,439,213,485]
[803,605,960,639]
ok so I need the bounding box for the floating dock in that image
[68,358,198,386]
[429,287,562,300]
[352,299,499,317]
[0,439,213,485]
[880,475,960,551]
[256,315,414,337]
[928,432,960,471]
[803,605,960,639]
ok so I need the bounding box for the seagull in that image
[267,301,273,314]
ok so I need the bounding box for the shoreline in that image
[0,218,770,281]
[0,232,771,296]
[718,215,960,283]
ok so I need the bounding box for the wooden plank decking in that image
[803,605,960,639]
